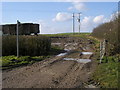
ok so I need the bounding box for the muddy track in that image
[2,37,96,88]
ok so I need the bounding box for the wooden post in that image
[100,39,106,63]
[17,20,20,57]
[100,41,102,63]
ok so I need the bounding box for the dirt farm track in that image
[2,37,97,88]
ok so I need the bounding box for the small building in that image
[0,23,39,35]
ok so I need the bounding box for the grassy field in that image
[42,32,90,38]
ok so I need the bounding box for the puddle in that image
[64,48,70,51]
[77,59,91,63]
[57,48,71,57]
[65,43,78,47]
[51,43,61,45]
[81,52,93,55]
[63,58,76,61]
[64,47,76,51]
[57,53,68,56]
[63,58,91,63]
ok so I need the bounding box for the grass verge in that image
[91,55,119,88]
[1,55,50,70]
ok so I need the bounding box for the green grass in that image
[42,33,90,38]
[92,55,119,88]
[1,55,50,70]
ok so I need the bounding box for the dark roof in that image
[0,23,39,26]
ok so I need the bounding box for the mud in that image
[2,36,97,88]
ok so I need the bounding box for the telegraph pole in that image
[16,20,20,57]
[72,13,75,34]
[78,12,81,34]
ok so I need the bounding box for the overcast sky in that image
[2,2,118,34]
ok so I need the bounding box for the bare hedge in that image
[91,17,120,55]
[2,35,51,56]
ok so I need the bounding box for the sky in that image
[1,2,118,34]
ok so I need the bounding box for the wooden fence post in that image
[100,39,106,63]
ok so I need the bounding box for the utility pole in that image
[16,20,20,57]
[72,13,75,34]
[77,12,81,34]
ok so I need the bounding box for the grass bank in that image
[77,33,119,88]
[91,55,119,88]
